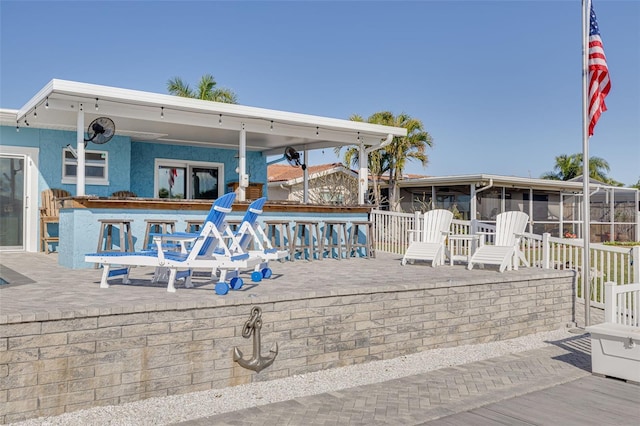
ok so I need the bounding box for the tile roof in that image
[268,163,346,182]
[267,163,430,183]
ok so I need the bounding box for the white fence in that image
[371,209,640,308]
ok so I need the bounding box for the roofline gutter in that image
[365,133,394,154]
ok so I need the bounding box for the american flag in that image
[588,4,611,136]
[169,168,178,188]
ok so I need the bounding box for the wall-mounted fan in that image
[284,146,306,170]
[84,117,115,144]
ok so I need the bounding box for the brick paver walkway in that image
[175,333,618,426]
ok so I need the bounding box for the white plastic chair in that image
[401,209,454,267]
[467,211,529,272]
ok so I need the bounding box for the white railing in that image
[370,210,417,255]
[371,209,640,307]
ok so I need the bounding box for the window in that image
[62,148,108,185]
[154,159,224,200]
[320,189,344,205]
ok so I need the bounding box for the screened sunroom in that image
[397,174,639,243]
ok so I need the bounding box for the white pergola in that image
[14,79,407,203]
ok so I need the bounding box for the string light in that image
[24,118,29,127]
[160,107,164,119]
[95,98,99,111]
[45,97,49,108]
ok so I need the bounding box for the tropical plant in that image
[167,74,237,103]
[631,177,640,190]
[541,153,616,184]
[335,112,432,211]
[334,115,391,206]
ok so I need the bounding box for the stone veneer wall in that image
[0,276,574,423]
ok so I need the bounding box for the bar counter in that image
[58,196,372,269]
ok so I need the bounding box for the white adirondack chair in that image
[467,211,529,272]
[401,209,453,267]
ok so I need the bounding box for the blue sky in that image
[1,0,638,186]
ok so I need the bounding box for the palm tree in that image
[541,153,611,183]
[334,114,392,206]
[167,74,238,103]
[336,111,433,210]
[383,112,433,211]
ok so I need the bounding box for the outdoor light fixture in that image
[316,126,319,136]
[219,114,222,125]
[24,118,29,127]
[79,103,83,112]
[160,107,164,119]
[33,107,37,118]
[45,97,49,108]
[95,98,99,111]
[16,121,19,132]
[357,132,360,142]
[270,120,273,131]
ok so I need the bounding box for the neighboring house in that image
[394,173,639,242]
[268,163,360,204]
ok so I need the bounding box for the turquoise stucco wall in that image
[130,142,266,197]
[1,125,130,197]
[1,124,268,199]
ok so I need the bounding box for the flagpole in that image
[581,0,592,328]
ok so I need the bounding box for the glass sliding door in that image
[0,155,25,250]
[155,159,224,200]
[191,167,219,199]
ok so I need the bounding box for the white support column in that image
[470,184,477,222]
[238,123,247,202]
[358,143,367,205]
[76,109,85,196]
[303,149,309,203]
[609,188,614,242]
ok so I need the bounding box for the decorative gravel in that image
[10,328,576,426]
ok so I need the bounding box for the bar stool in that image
[185,219,204,232]
[321,220,349,260]
[95,219,134,268]
[348,220,375,258]
[226,219,242,233]
[291,220,322,261]
[264,220,292,253]
[143,219,177,250]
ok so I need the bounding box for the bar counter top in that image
[62,196,372,213]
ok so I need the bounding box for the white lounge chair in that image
[85,193,261,294]
[401,209,453,267]
[467,211,530,272]
[227,197,289,281]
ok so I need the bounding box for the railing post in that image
[542,233,550,269]
[632,246,640,283]
[604,281,615,323]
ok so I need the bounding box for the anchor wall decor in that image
[233,306,278,372]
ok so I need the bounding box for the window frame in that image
[61,148,109,185]
[154,158,225,200]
